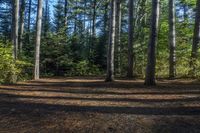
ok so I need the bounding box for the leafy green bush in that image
[66,60,102,76]
[16,59,33,81]
[0,42,32,84]
[187,59,200,78]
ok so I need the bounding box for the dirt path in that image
[0,78,200,133]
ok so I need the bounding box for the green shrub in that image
[66,60,102,76]
[16,59,33,81]
[0,42,32,84]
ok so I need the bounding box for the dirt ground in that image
[0,77,200,133]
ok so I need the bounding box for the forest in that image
[0,0,199,85]
[0,0,200,132]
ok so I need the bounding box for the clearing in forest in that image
[0,78,200,133]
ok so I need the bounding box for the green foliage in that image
[0,44,18,83]
[190,59,200,78]
[40,31,102,77]
[1,0,200,80]
[53,0,66,32]
[16,58,33,81]
[68,60,102,76]
[0,42,32,84]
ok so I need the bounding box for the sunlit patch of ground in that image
[0,78,200,133]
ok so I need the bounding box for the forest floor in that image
[0,77,200,133]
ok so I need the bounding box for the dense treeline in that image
[0,0,200,85]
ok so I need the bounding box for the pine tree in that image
[34,0,43,80]
[144,0,160,86]
[53,0,65,32]
[19,0,25,54]
[13,0,20,59]
[127,0,135,78]
[115,0,122,75]
[190,0,200,74]
[43,0,51,37]
[106,0,116,82]
[0,1,12,41]
[169,0,176,79]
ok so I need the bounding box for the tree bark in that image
[106,0,116,82]
[104,2,109,36]
[169,0,176,79]
[64,0,68,30]
[19,0,25,54]
[127,0,135,78]
[115,0,122,75]
[34,0,43,80]
[190,0,200,74]
[13,0,20,60]
[92,0,96,37]
[144,0,160,86]
[27,0,32,44]
[43,0,49,37]
[90,0,97,62]
[83,0,87,30]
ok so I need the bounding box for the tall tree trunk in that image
[28,0,32,44]
[127,0,135,78]
[19,0,25,54]
[13,0,20,60]
[106,0,116,82]
[190,0,200,74]
[138,0,147,75]
[43,0,49,37]
[64,0,68,30]
[115,0,122,75]
[11,2,15,47]
[84,0,87,30]
[88,12,92,58]
[144,0,160,86]
[34,0,43,80]
[169,0,176,79]
[104,2,109,36]
[74,0,77,33]
[91,0,97,63]
[92,0,96,37]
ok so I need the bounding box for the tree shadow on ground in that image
[1,93,200,103]
[12,79,200,91]
[1,86,200,95]
[1,93,200,116]
[1,78,200,132]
